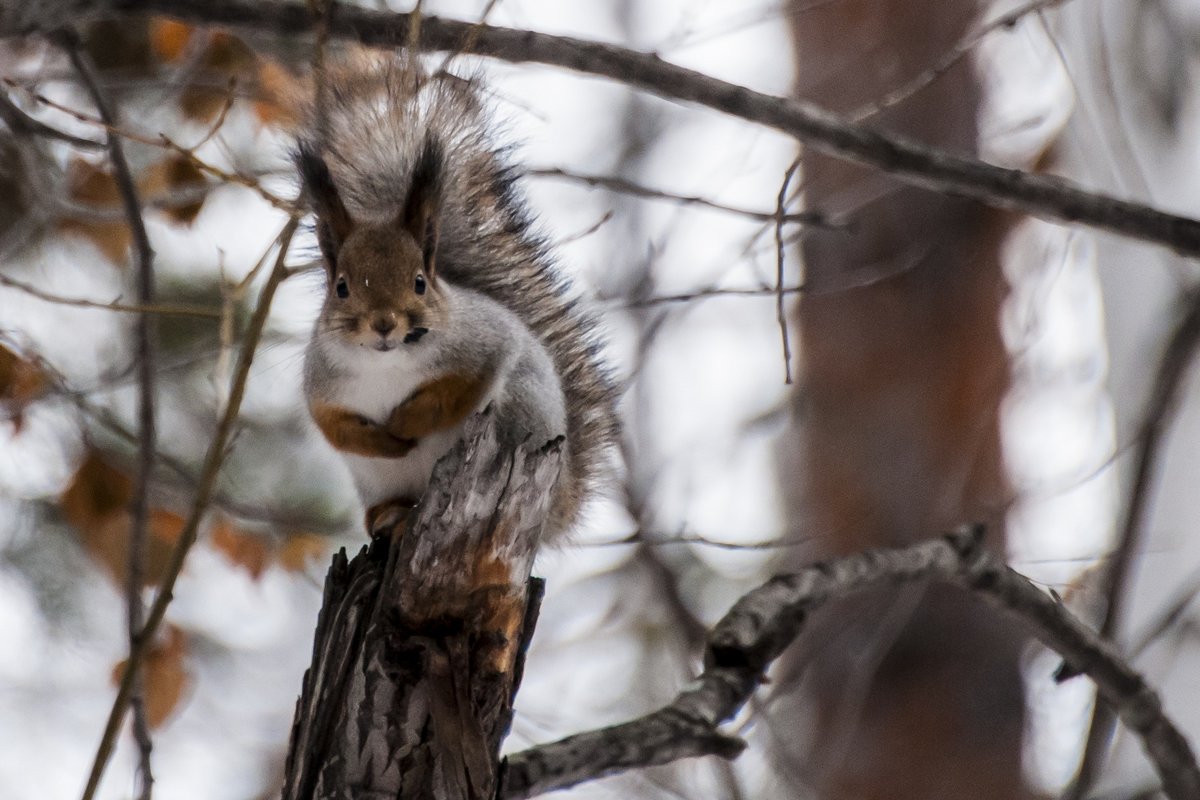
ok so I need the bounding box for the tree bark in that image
[282,412,561,800]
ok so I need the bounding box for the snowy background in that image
[1,1,1199,798]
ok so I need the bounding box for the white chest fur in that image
[319,340,486,507]
[327,341,429,423]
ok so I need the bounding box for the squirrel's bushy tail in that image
[297,56,616,534]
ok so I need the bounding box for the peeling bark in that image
[282,413,560,800]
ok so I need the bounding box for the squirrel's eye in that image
[414,274,426,295]
[335,277,349,299]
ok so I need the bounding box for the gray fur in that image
[304,283,565,510]
[298,58,616,535]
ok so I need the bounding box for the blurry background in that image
[0,0,1198,797]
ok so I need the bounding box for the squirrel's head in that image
[299,139,447,353]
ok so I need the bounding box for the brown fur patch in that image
[311,401,415,458]
[386,372,492,440]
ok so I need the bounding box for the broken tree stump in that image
[282,412,562,800]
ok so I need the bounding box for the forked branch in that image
[502,528,1200,800]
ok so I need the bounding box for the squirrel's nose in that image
[370,314,396,336]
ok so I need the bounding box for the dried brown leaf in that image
[0,343,48,430]
[139,155,208,225]
[210,517,271,580]
[112,625,190,728]
[252,59,304,128]
[58,159,130,265]
[149,18,195,64]
[180,32,255,122]
[60,451,181,585]
[277,532,328,572]
[60,450,132,536]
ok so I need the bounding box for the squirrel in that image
[296,59,615,539]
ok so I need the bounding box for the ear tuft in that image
[399,137,443,274]
[297,142,355,268]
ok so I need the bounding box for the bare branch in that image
[75,393,344,532]
[772,157,799,384]
[0,4,1185,797]
[621,284,805,310]
[583,529,817,551]
[0,258,221,318]
[501,528,1200,800]
[1128,569,1200,660]
[1,78,295,212]
[847,0,1072,123]
[60,30,159,799]
[80,217,299,800]
[527,167,833,227]
[1067,287,1200,798]
[32,0,1200,258]
[56,183,215,222]
[0,91,104,149]
[187,75,237,150]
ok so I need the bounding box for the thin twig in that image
[847,0,1071,123]
[73,393,343,533]
[187,75,238,150]
[434,0,501,76]
[637,544,710,649]
[158,133,294,211]
[79,217,298,800]
[1127,568,1200,660]
[0,91,105,149]
[1,78,295,211]
[0,273,221,318]
[554,209,613,247]
[406,0,422,54]
[622,284,806,309]
[527,166,833,227]
[773,157,800,384]
[65,0,1200,258]
[501,528,1200,800]
[308,0,333,136]
[58,183,215,221]
[61,30,158,800]
[9,327,341,534]
[583,530,817,550]
[1066,288,1200,799]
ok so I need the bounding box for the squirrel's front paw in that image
[384,404,421,440]
[376,433,417,458]
[355,414,416,457]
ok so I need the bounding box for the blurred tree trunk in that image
[777,1,1028,797]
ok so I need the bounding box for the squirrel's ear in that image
[297,144,354,268]
[400,138,442,276]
